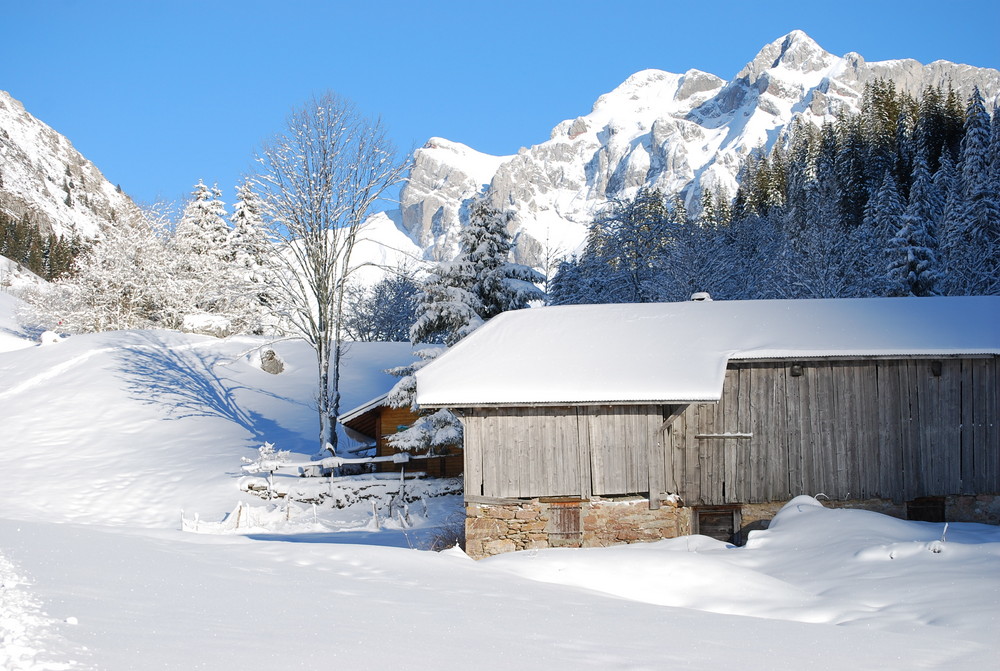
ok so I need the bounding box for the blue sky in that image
[3,0,998,209]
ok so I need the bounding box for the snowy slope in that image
[0,325,418,527]
[0,90,140,239]
[401,31,1000,263]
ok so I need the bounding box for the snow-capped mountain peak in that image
[399,31,1000,266]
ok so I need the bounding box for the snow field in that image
[0,549,76,671]
[0,295,998,669]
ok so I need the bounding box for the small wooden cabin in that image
[415,296,1000,557]
[339,394,463,477]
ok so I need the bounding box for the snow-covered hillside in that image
[0,90,140,239]
[0,299,419,527]
[401,30,1000,263]
[0,297,998,669]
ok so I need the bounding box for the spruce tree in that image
[888,150,941,296]
[951,88,1000,293]
[461,200,545,319]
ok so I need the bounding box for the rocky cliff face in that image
[0,90,139,239]
[400,31,1000,265]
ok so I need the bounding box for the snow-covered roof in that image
[415,297,1000,407]
[339,392,390,425]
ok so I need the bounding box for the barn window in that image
[907,497,945,523]
[694,505,742,544]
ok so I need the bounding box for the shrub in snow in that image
[181,312,231,337]
[240,442,291,474]
[241,443,291,499]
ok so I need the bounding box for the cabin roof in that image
[415,296,1000,407]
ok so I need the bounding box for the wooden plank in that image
[876,361,902,500]
[856,363,880,499]
[838,362,860,499]
[917,361,940,495]
[748,366,767,503]
[695,403,717,503]
[828,361,857,500]
[769,364,789,501]
[959,359,974,491]
[625,407,639,492]
[968,358,999,493]
[682,405,702,504]
[941,360,963,494]
[589,407,609,495]
[735,366,752,502]
[784,362,804,499]
[479,412,498,497]
[463,411,484,498]
[900,360,921,499]
[659,405,686,496]
[648,408,664,509]
[720,369,737,504]
[465,493,526,506]
[576,407,592,498]
[797,361,819,496]
[988,358,1000,493]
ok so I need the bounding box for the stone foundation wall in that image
[465,496,692,559]
[945,495,1000,525]
[465,494,1000,559]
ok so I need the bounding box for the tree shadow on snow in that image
[113,331,308,450]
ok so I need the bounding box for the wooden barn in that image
[415,296,1000,558]
[339,394,463,477]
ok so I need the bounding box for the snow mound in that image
[487,496,1000,633]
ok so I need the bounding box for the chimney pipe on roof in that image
[690,292,712,301]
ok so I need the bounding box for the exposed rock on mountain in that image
[0,90,139,239]
[401,31,1000,265]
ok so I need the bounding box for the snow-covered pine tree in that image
[948,88,1000,294]
[408,264,482,346]
[888,148,941,296]
[226,181,275,334]
[171,180,233,323]
[461,199,545,319]
[174,181,230,260]
[384,348,462,456]
[229,181,269,268]
[547,257,586,305]
[854,171,905,296]
[410,197,544,344]
[836,115,869,227]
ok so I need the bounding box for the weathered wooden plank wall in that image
[666,358,998,505]
[462,357,998,503]
[464,405,661,498]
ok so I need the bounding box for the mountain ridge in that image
[0,89,139,240]
[400,30,1000,265]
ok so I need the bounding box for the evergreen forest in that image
[550,82,1000,304]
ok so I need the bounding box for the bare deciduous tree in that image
[252,92,408,455]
